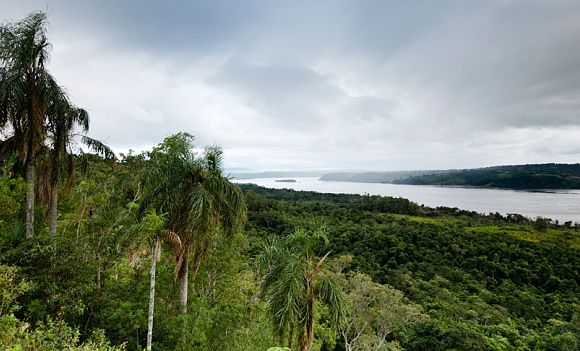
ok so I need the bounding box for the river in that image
[233,177,580,223]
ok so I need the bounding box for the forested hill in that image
[392,163,580,189]
[241,184,580,350]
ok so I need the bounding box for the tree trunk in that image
[48,184,58,236]
[288,324,293,350]
[26,157,35,238]
[304,287,316,351]
[96,253,101,290]
[147,238,157,350]
[179,255,188,314]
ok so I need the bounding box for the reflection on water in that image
[233,177,580,223]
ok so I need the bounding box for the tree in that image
[136,210,168,351]
[0,11,73,237]
[42,104,114,236]
[140,133,246,314]
[259,228,346,351]
[335,269,427,351]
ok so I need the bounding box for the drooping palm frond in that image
[81,136,114,159]
[268,253,308,341]
[207,176,247,235]
[139,134,246,286]
[35,101,114,231]
[0,137,17,160]
[317,273,347,330]
[139,159,190,221]
[165,230,182,261]
[259,228,346,351]
[0,11,70,237]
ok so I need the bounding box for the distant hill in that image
[392,163,580,189]
[319,170,448,183]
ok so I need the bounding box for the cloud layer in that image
[2,0,580,171]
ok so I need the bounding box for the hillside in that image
[392,163,580,189]
[241,184,580,350]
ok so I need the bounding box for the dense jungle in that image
[1,145,580,350]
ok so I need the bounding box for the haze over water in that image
[234,177,580,223]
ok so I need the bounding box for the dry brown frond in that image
[129,250,141,267]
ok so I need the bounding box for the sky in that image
[2,0,580,172]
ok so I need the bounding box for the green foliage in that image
[245,186,580,350]
[1,129,580,351]
[335,267,427,351]
[259,228,346,351]
[393,163,580,189]
[140,133,246,264]
[0,176,25,222]
[0,316,126,350]
[533,217,549,232]
[0,264,123,350]
[0,265,30,315]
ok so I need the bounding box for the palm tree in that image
[0,11,70,237]
[126,210,175,350]
[259,228,347,351]
[43,104,114,236]
[137,210,169,351]
[140,133,246,314]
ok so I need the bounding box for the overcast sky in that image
[2,0,580,171]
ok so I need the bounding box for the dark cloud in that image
[45,0,264,53]
[1,0,580,170]
[210,57,344,128]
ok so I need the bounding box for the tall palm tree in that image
[43,104,114,236]
[259,228,347,351]
[0,11,70,237]
[140,133,246,314]
[136,210,168,351]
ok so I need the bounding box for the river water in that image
[233,177,580,223]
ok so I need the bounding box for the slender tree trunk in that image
[305,287,316,351]
[179,255,189,314]
[49,184,58,236]
[96,253,101,290]
[147,238,157,350]
[26,157,35,238]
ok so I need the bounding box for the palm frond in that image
[164,230,182,259]
[81,136,114,159]
[318,273,347,330]
[268,256,308,341]
[203,144,224,172]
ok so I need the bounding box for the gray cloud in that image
[1,0,580,171]
[210,57,345,129]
